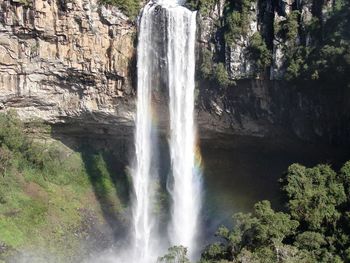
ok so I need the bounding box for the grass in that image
[0,112,127,261]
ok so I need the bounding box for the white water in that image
[131,3,159,263]
[166,6,201,259]
[132,1,200,262]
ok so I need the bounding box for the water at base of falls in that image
[131,1,200,262]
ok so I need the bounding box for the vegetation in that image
[248,32,271,73]
[275,1,350,82]
[200,49,234,88]
[0,111,126,261]
[200,161,350,262]
[195,0,349,83]
[18,0,33,8]
[158,246,190,263]
[99,0,140,18]
[223,0,256,44]
[1,105,349,263]
[185,0,217,15]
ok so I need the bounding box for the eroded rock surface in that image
[0,0,136,127]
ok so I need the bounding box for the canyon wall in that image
[0,0,349,145]
[0,0,135,130]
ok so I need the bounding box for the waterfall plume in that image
[131,3,161,262]
[165,5,201,259]
[131,1,201,262]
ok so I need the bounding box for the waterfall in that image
[166,6,201,259]
[132,3,160,263]
[132,1,200,262]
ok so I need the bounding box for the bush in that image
[224,0,255,44]
[200,49,234,88]
[273,1,350,82]
[200,49,213,79]
[99,0,140,18]
[0,111,26,151]
[185,0,216,15]
[248,32,272,72]
[213,63,232,87]
[157,246,190,263]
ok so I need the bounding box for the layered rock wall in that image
[0,0,135,125]
[0,0,349,145]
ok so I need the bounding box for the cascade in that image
[166,5,201,259]
[131,1,200,261]
[132,3,161,262]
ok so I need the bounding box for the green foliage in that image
[213,63,232,88]
[273,1,350,82]
[202,201,298,261]
[225,11,243,44]
[0,146,12,176]
[285,11,300,43]
[99,0,140,18]
[201,161,350,263]
[0,111,125,261]
[0,110,26,151]
[283,164,346,231]
[199,49,234,88]
[294,231,326,250]
[157,246,190,263]
[248,32,272,72]
[18,0,33,7]
[185,0,216,15]
[284,47,307,81]
[340,161,350,195]
[200,49,213,79]
[224,0,255,44]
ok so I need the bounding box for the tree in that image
[157,246,190,263]
[213,63,232,88]
[283,164,346,231]
[0,146,12,176]
[0,110,26,151]
[99,0,140,18]
[248,32,272,72]
[201,161,350,262]
[201,201,298,262]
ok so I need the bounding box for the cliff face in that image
[0,0,349,145]
[0,0,135,127]
[195,0,350,145]
[197,80,350,145]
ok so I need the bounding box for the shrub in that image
[224,0,255,44]
[100,0,140,18]
[185,0,216,15]
[200,49,213,79]
[213,63,232,87]
[248,32,272,72]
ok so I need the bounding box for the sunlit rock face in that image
[0,0,348,146]
[0,0,135,126]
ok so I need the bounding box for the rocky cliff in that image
[0,0,136,131]
[195,0,350,144]
[0,0,349,145]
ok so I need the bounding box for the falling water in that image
[132,0,200,262]
[132,3,160,263]
[166,4,201,259]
